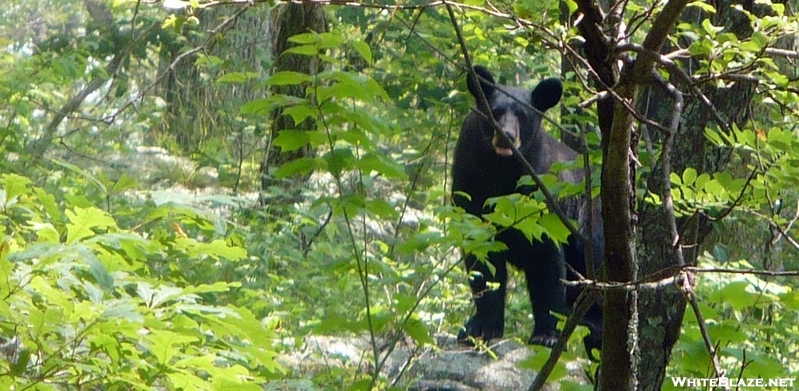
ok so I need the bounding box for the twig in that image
[614,42,733,135]
[681,273,728,389]
[101,5,250,126]
[563,266,799,293]
[563,272,684,292]
[529,290,594,391]
[580,123,597,280]
[683,267,799,277]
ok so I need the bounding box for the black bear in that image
[452,65,603,355]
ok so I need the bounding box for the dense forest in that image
[1,0,798,390]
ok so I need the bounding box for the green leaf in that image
[145,329,199,364]
[780,291,799,311]
[538,213,571,244]
[516,346,569,380]
[682,167,697,186]
[352,41,372,64]
[739,39,762,52]
[212,378,262,391]
[364,198,398,220]
[0,173,32,202]
[217,72,256,84]
[688,39,712,57]
[284,45,318,57]
[402,318,434,346]
[202,239,247,261]
[65,206,116,244]
[109,173,139,195]
[273,129,325,152]
[324,148,355,177]
[274,157,322,179]
[287,32,318,44]
[484,196,521,228]
[0,240,11,287]
[694,173,710,190]
[356,153,408,179]
[709,280,758,310]
[77,245,114,290]
[182,281,241,295]
[101,302,143,322]
[701,19,723,38]
[315,32,345,48]
[265,71,312,86]
[241,95,306,115]
[282,105,317,125]
[166,371,206,390]
[9,349,30,376]
[51,158,107,194]
[33,186,62,223]
[687,1,716,13]
[563,0,578,14]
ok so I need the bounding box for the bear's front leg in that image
[523,238,567,348]
[458,252,508,344]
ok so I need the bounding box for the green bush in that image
[0,173,281,390]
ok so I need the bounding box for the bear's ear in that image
[531,78,563,111]
[467,66,495,101]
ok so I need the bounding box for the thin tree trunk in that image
[30,0,125,158]
[157,6,269,152]
[259,3,327,195]
[635,2,766,388]
[573,0,787,388]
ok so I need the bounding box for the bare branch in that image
[652,70,687,266]
[681,275,728,387]
[528,290,594,391]
[29,4,161,158]
[102,5,250,126]
[564,266,799,292]
[684,267,799,277]
[764,47,799,59]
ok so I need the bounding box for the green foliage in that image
[671,251,798,381]
[484,193,571,245]
[0,173,281,389]
[236,28,485,388]
[638,2,799,380]
[516,345,570,381]
[3,0,799,389]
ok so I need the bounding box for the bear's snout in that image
[492,114,520,156]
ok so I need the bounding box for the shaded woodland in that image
[1,1,798,390]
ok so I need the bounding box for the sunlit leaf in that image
[65,207,116,244]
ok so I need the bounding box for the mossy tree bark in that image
[572,0,786,389]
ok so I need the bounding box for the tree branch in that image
[681,274,728,387]
[652,70,687,266]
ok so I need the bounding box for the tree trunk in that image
[259,3,327,194]
[571,0,768,389]
[635,2,764,388]
[158,6,270,152]
[577,0,792,391]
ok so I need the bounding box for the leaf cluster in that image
[0,173,281,389]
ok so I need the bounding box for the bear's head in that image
[466,66,562,157]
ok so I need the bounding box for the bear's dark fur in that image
[452,66,603,355]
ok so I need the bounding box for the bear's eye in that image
[515,111,529,123]
[491,107,508,120]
